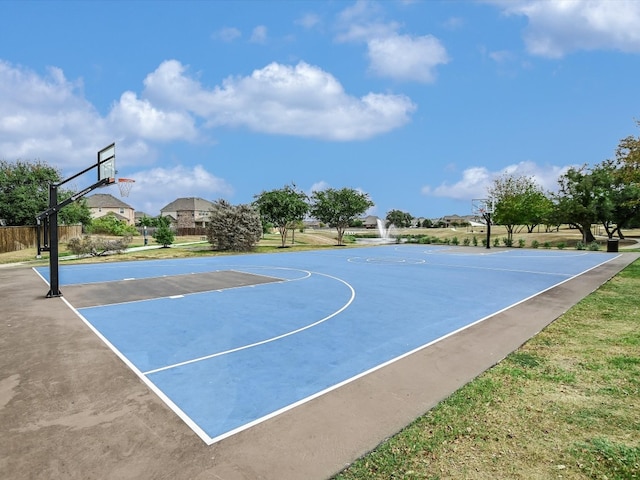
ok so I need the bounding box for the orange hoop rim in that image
[116,177,135,197]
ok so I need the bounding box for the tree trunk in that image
[579,223,596,243]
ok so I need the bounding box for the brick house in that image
[160,197,215,228]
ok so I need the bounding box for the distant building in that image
[362,215,379,229]
[134,211,154,223]
[85,193,135,225]
[160,197,215,228]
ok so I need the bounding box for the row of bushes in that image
[404,235,602,251]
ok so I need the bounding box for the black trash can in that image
[607,239,619,253]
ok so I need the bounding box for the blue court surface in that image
[35,245,619,444]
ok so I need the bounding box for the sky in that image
[1,0,639,219]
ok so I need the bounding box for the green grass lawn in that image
[334,259,640,480]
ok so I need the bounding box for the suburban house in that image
[85,193,135,225]
[160,197,215,228]
[362,215,379,229]
[134,211,154,223]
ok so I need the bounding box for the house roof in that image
[85,193,133,209]
[160,197,215,213]
[134,211,154,219]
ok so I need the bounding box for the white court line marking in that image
[143,270,355,376]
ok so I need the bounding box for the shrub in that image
[576,241,585,250]
[588,241,601,251]
[531,240,540,249]
[557,242,566,250]
[543,241,551,249]
[207,199,262,251]
[463,237,470,246]
[481,238,487,247]
[493,238,500,247]
[518,238,526,248]
[472,236,478,246]
[67,235,131,256]
[85,213,138,236]
[451,236,459,245]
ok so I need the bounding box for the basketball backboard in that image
[97,143,116,184]
[471,198,494,216]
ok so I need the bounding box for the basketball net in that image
[117,178,135,197]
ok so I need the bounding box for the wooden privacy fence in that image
[0,225,83,254]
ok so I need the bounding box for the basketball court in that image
[31,245,628,446]
[2,247,637,479]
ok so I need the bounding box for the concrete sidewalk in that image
[1,252,638,480]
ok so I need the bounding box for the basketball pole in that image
[484,211,491,249]
[36,144,115,298]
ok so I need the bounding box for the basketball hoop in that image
[117,178,135,197]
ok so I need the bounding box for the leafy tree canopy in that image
[310,187,374,245]
[0,159,60,225]
[386,209,413,228]
[488,174,549,242]
[57,195,92,226]
[253,184,308,247]
[554,166,599,243]
[0,159,93,227]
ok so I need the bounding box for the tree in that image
[386,209,413,228]
[153,216,175,247]
[488,174,549,244]
[310,187,374,245]
[57,195,92,226]
[606,122,640,237]
[206,200,262,251]
[86,212,138,236]
[554,166,598,243]
[0,159,94,227]
[253,184,309,248]
[554,122,640,241]
[0,160,60,225]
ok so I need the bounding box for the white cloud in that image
[250,25,268,44]
[421,161,573,200]
[488,49,515,63]
[493,0,640,58]
[214,27,241,42]
[108,91,197,141]
[143,60,416,140]
[308,181,330,195]
[368,33,449,82]
[127,164,233,215]
[295,13,322,30]
[334,1,448,83]
[0,60,111,168]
